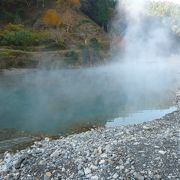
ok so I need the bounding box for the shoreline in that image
[0,110,180,179]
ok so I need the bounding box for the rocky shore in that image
[0,111,180,179]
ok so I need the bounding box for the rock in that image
[143,126,151,130]
[90,165,98,170]
[158,151,166,155]
[97,147,103,154]
[38,160,46,165]
[134,173,144,180]
[100,153,107,158]
[50,150,60,157]
[14,155,27,169]
[84,168,91,175]
[119,165,124,171]
[45,172,52,177]
[45,137,50,142]
[113,173,119,179]
[62,168,66,172]
[78,170,84,176]
[91,175,99,180]
[99,159,105,165]
[154,174,161,179]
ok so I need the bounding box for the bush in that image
[3,23,25,32]
[1,31,34,46]
[89,38,101,50]
[56,38,66,49]
[65,50,80,64]
[0,24,49,47]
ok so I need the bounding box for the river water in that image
[0,61,178,138]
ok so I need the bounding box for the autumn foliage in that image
[43,9,63,27]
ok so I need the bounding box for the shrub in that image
[89,38,101,50]
[56,37,66,49]
[1,31,48,46]
[65,50,80,64]
[0,24,49,47]
[1,31,34,46]
[4,23,25,32]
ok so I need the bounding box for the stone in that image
[45,172,52,177]
[143,126,151,130]
[99,160,106,165]
[91,175,99,180]
[90,165,98,170]
[154,175,161,179]
[50,150,60,157]
[97,147,103,154]
[14,156,27,169]
[119,165,124,171]
[113,173,119,179]
[78,170,84,176]
[84,168,91,175]
[62,167,65,172]
[158,151,166,155]
[134,173,144,180]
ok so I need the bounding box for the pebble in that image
[113,173,119,179]
[91,175,99,180]
[158,150,166,155]
[0,110,179,179]
[45,172,52,177]
[134,172,144,180]
[50,150,60,157]
[84,168,91,175]
[99,159,105,165]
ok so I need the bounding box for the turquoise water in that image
[106,106,177,127]
[0,66,177,135]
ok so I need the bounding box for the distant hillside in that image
[147,1,180,37]
[0,0,114,69]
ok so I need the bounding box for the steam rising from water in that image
[0,0,180,134]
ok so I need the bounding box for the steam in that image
[1,0,180,134]
[115,0,175,61]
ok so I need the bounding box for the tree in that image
[62,10,74,32]
[56,0,80,10]
[81,0,117,31]
[43,9,63,27]
[70,0,80,8]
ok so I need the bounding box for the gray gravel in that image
[0,111,180,179]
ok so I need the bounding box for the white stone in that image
[90,165,98,170]
[99,160,105,165]
[91,175,99,180]
[158,150,166,155]
[84,168,91,175]
[50,150,60,157]
[113,173,119,179]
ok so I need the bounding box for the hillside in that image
[0,0,114,69]
[0,0,180,69]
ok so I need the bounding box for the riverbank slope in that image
[0,110,179,179]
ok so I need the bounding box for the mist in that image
[0,0,180,134]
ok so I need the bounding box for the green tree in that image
[81,0,117,31]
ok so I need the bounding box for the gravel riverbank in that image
[0,110,180,179]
